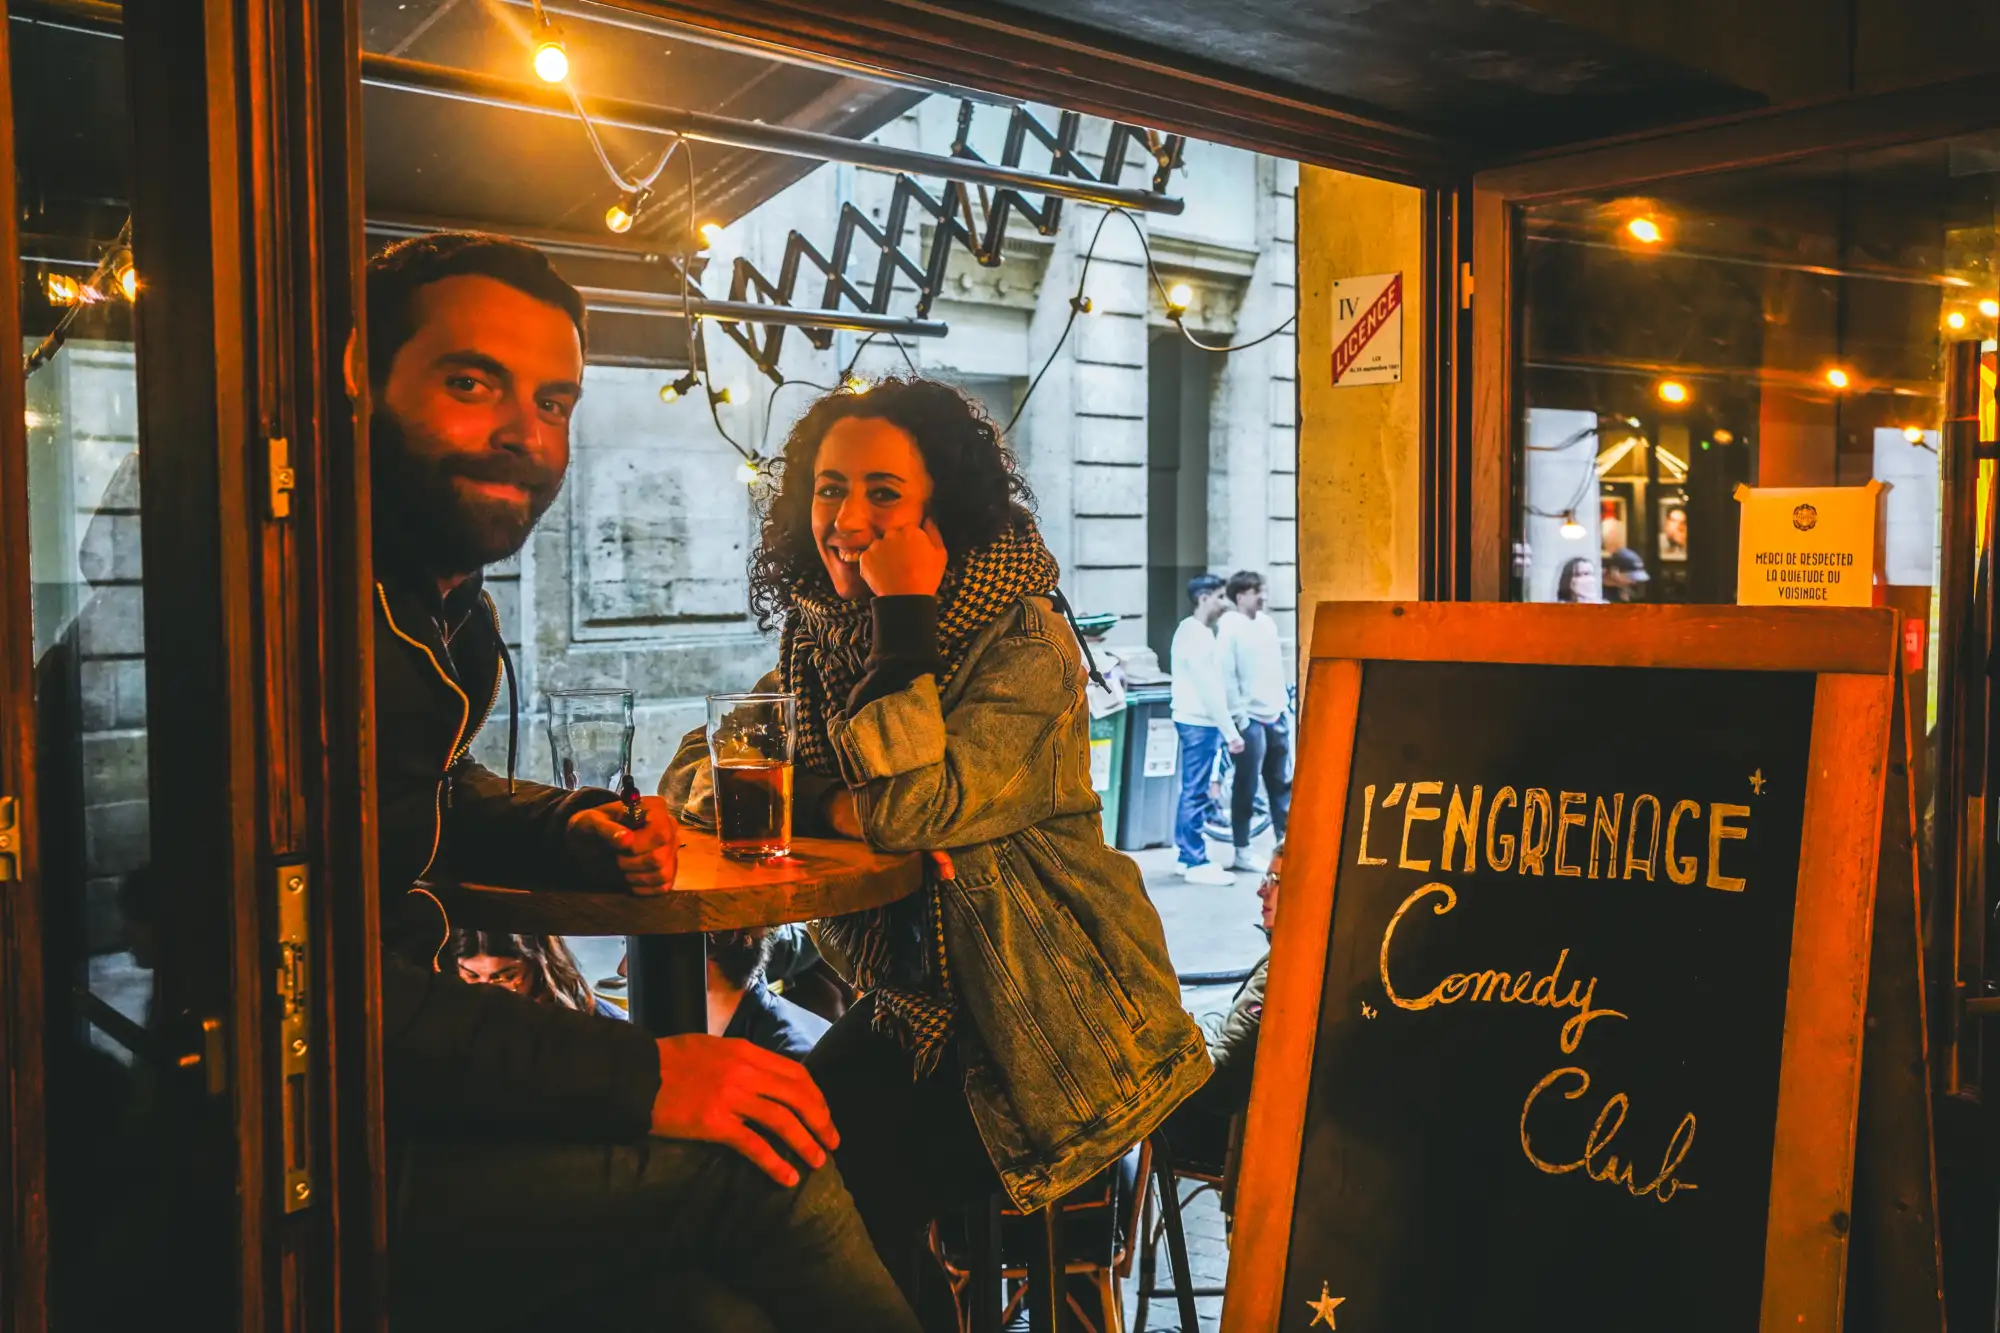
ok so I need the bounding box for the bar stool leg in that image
[628,932,707,1035]
[968,1194,1003,1333]
[1148,1134,1202,1333]
[1028,1199,1067,1333]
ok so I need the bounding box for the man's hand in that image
[651,1035,839,1187]
[1227,736,1246,756]
[566,795,678,894]
[859,517,947,598]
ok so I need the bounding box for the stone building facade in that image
[484,103,1300,782]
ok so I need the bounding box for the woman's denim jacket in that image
[665,595,1210,1211]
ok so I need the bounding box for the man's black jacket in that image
[374,565,658,1139]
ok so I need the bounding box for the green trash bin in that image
[1090,704,1129,843]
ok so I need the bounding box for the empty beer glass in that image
[706,692,797,860]
[546,688,636,792]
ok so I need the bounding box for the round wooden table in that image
[431,831,922,1035]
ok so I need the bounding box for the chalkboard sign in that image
[1225,603,1900,1333]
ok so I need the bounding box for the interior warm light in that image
[1903,425,1926,443]
[1948,311,1968,330]
[115,260,137,302]
[1559,511,1586,541]
[44,272,80,307]
[699,222,724,247]
[533,39,569,83]
[1657,379,1689,405]
[1166,282,1194,311]
[1983,299,2000,319]
[1712,428,1735,444]
[1627,217,1663,244]
[1825,368,1851,390]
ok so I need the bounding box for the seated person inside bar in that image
[361,231,917,1332]
[663,378,1209,1313]
[444,928,627,1020]
[1162,841,1281,1199]
[708,927,832,1058]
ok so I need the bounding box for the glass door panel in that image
[12,12,234,1325]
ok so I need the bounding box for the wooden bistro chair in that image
[931,1133,1203,1333]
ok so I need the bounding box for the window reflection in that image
[1515,133,2000,607]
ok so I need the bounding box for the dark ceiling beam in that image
[360,52,1185,214]
[603,0,1456,184]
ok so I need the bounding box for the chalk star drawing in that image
[1748,769,1767,795]
[1361,1002,1378,1019]
[1307,1281,1346,1328]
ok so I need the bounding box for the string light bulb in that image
[114,258,137,302]
[1905,425,1927,443]
[1559,511,1586,541]
[735,457,761,485]
[531,7,569,85]
[1948,311,1968,330]
[698,222,724,248]
[658,371,699,404]
[711,385,735,406]
[1627,217,1663,245]
[44,272,80,307]
[604,189,646,235]
[842,373,871,395]
[1825,367,1851,390]
[1983,299,2000,319]
[1657,379,1688,405]
[1166,282,1194,316]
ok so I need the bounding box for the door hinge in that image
[268,435,295,520]
[1460,262,1474,309]
[0,795,18,881]
[275,863,313,1212]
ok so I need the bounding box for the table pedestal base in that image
[627,932,708,1036]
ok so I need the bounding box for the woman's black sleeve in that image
[845,594,943,712]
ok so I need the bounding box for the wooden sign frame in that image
[1223,601,1900,1333]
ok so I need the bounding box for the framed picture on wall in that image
[1600,494,1629,555]
[1659,494,1689,562]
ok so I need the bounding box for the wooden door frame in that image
[1466,69,2000,601]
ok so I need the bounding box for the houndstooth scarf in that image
[780,520,1061,1075]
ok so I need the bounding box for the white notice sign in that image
[1330,272,1403,387]
[1143,718,1179,778]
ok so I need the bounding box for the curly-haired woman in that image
[662,378,1208,1300]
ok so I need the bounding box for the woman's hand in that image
[859,518,946,598]
[823,788,865,840]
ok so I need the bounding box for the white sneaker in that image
[1229,848,1267,873]
[1182,861,1235,886]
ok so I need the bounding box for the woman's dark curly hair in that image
[748,377,1036,630]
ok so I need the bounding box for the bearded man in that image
[361,232,916,1332]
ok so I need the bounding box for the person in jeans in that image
[1170,573,1241,885]
[1217,569,1292,872]
[661,378,1207,1323]
[360,231,917,1332]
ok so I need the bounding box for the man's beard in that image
[370,408,562,579]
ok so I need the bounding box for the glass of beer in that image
[706,692,797,861]
[546,688,636,791]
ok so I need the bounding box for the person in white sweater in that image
[1169,573,1241,885]
[1217,570,1292,872]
